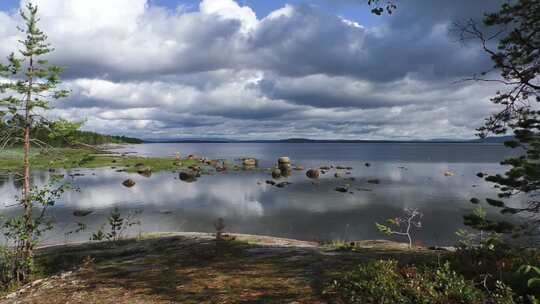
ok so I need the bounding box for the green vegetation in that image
[456,0,540,235]
[0,147,201,172]
[90,208,142,242]
[450,236,540,303]
[327,260,513,304]
[376,208,422,249]
[0,2,69,286]
[1,117,142,148]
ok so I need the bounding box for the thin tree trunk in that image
[21,56,34,281]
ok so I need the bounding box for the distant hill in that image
[471,135,515,143]
[71,131,144,145]
[144,136,514,144]
[30,128,144,146]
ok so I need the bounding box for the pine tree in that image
[0,2,68,282]
[457,0,540,235]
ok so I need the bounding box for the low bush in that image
[450,240,540,303]
[326,259,516,304]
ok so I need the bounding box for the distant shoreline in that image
[141,138,511,144]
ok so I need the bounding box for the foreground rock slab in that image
[2,233,442,304]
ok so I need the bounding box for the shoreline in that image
[38,232,423,250]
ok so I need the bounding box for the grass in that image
[3,234,443,304]
[0,148,202,173]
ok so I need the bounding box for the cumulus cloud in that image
[0,0,507,140]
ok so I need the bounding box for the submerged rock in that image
[179,171,198,183]
[293,166,305,171]
[275,182,292,188]
[266,180,276,186]
[367,179,380,184]
[334,186,349,193]
[122,179,136,188]
[365,163,371,167]
[306,169,320,179]
[334,172,342,178]
[320,166,331,170]
[73,210,93,217]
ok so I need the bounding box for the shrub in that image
[90,208,142,242]
[451,240,540,303]
[326,260,516,304]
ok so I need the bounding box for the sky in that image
[0,0,507,140]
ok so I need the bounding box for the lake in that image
[0,142,524,246]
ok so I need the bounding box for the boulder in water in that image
[122,179,136,188]
[277,157,292,176]
[306,169,320,179]
[187,154,201,160]
[243,158,257,167]
[271,168,282,179]
[279,164,292,177]
[278,157,291,164]
[137,167,152,177]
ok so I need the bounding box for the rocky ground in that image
[1,233,444,304]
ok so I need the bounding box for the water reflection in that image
[0,157,521,246]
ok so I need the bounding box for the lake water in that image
[0,143,525,246]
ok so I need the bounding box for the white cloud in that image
[0,0,504,140]
[199,0,258,33]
